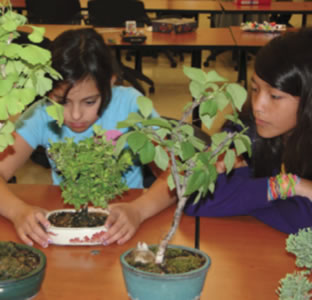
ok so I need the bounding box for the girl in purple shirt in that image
[185,28,312,234]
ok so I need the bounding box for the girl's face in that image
[251,73,300,139]
[50,77,101,133]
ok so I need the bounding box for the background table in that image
[221,1,312,26]
[2,184,295,299]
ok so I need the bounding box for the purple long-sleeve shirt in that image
[184,166,312,234]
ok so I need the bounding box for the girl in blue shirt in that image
[0,28,175,248]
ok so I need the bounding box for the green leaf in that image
[234,138,247,156]
[167,174,176,190]
[19,88,36,106]
[240,134,252,157]
[201,114,215,129]
[46,101,64,127]
[127,112,144,122]
[139,140,155,164]
[4,43,23,59]
[188,135,206,151]
[137,96,153,118]
[215,92,230,111]
[211,132,228,147]
[226,83,247,111]
[205,70,227,82]
[0,97,9,120]
[224,149,235,174]
[35,76,52,96]
[20,44,51,65]
[200,100,218,118]
[127,131,148,153]
[114,132,130,156]
[117,120,139,129]
[185,170,206,196]
[28,26,45,43]
[183,65,206,83]
[0,77,15,97]
[180,141,195,161]
[189,80,204,99]
[180,124,194,136]
[6,90,25,115]
[154,145,169,171]
[0,120,15,134]
[141,118,172,129]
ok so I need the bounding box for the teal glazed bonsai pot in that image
[120,244,211,300]
[0,242,46,300]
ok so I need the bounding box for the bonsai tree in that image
[277,228,312,300]
[115,66,251,264]
[47,125,133,219]
[0,1,63,152]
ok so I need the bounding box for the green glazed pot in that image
[0,242,46,300]
[120,244,211,300]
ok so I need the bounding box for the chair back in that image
[26,0,82,24]
[87,0,150,27]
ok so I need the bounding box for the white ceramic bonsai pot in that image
[120,244,211,300]
[46,208,109,246]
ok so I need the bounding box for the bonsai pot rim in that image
[120,244,211,300]
[120,244,211,279]
[0,242,46,300]
[46,207,109,246]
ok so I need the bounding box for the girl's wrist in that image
[267,173,301,201]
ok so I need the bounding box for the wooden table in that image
[2,184,295,299]
[221,1,312,26]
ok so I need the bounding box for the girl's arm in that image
[0,133,51,247]
[101,169,176,245]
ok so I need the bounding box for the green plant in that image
[116,66,251,264]
[0,1,63,151]
[48,125,132,212]
[277,228,312,300]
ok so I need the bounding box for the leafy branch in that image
[116,66,251,264]
[0,2,63,151]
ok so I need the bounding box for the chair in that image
[87,0,155,94]
[25,0,83,24]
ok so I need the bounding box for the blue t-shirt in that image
[16,86,157,188]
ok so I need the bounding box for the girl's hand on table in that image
[11,203,51,248]
[102,202,142,246]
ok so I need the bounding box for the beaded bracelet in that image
[267,173,301,201]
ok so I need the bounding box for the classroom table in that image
[2,184,295,299]
[29,24,236,127]
[220,1,312,26]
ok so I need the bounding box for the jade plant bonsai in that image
[47,125,132,223]
[277,228,312,299]
[0,1,63,151]
[115,66,251,264]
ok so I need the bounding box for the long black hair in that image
[250,27,312,179]
[50,28,118,115]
